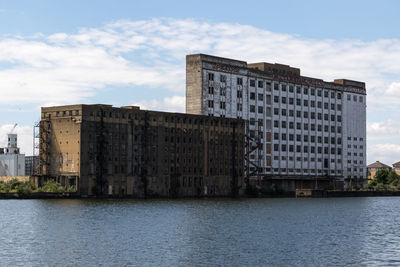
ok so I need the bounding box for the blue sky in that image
[0,0,399,164]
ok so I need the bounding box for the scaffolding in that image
[244,119,263,186]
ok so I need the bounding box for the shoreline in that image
[1,190,400,199]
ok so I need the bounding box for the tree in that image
[375,169,389,184]
[387,171,400,186]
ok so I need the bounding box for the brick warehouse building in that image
[38,104,245,197]
[186,54,367,190]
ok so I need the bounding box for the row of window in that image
[273,120,342,133]
[273,144,342,154]
[274,133,342,144]
[207,72,364,103]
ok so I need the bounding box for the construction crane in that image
[10,123,18,133]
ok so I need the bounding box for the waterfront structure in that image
[367,161,392,180]
[186,54,367,190]
[0,133,25,176]
[39,104,245,197]
[392,161,400,176]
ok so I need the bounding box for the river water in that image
[0,197,399,266]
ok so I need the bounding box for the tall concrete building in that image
[39,104,245,197]
[0,133,25,176]
[186,54,367,190]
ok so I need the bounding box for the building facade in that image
[39,104,245,197]
[0,133,25,176]
[367,161,392,180]
[186,54,367,190]
[25,156,39,176]
[392,161,400,176]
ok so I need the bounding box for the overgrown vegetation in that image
[367,169,400,190]
[0,179,75,195]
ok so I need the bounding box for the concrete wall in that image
[0,154,25,176]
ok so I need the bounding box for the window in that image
[237,103,242,111]
[296,99,301,105]
[304,123,309,130]
[353,95,357,101]
[208,100,214,108]
[331,92,335,98]
[274,108,279,115]
[289,98,294,105]
[337,104,342,111]
[274,83,279,90]
[296,86,301,93]
[289,110,294,117]
[282,97,287,104]
[220,75,226,82]
[359,96,363,102]
[281,84,286,91]
[274,120,279,128]
[258,106,263,114]
[250,105,255,112]
[331,103,335,110]
[220,102,226,109]
[281,121,287,128]
[274,144,279,151]
[289,85,294,92]
[304,100,308,106]
[317,90,322,96]
[274,96,279,103]
[250,79,255,87]
[266,95,271,104]
[281,109,287,116]
[258,81,263,88]
[311,88,315,95]
[289,121,294,129]
[258,93,263,101]
[237,77,243,85]
[296,111,301,118]
[220,88,226,96]
[208,86,214,94]
[296,135,301,141]
[318,101,322,108]
[237,90,243,98]
[337,93,342,99]
[208,73,214,81]
[347,95,351,101]
[304,87,308,94]
[250,92,256,100]
[324,91,328,97]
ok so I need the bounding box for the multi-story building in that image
[367,161,392,180]
[0,133,25,176]
[25,156,39,176]
[392,161,400,176]
[39,104,245,197]
[186,54,367,190]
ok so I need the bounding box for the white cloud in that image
[367,120,400,140]
[133,96,185,113]
[0,18,400,108]
[0,124,33,156]
[368,144,400,166]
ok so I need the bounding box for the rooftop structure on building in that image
[186,53,367,190]
[0,132,25,176]
[367,161,392,169]
[38,104,245,197]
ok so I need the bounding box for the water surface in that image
[0,197,399,266]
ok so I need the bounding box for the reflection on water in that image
[0,198,399,266]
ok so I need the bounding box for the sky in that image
[0,0,399,165]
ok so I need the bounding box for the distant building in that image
[39,104,245,197]
[366,161,392,180]
[25,156,39,176]
[186,54,367,190]
[392,161,400,176]
[0,133,25,176]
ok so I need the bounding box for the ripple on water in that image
[1,198,400,266]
